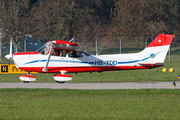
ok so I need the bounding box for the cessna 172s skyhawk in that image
[5,33,174,83]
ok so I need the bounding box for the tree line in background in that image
[0,0,180,43]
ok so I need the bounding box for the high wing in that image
[37,40,81,55]
[51,40,81,52]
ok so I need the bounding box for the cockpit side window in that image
[59,50,66,57]
[52,49,66,57]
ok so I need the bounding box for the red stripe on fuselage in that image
[19,65,163,73]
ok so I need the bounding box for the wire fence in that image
[0,36,180,61]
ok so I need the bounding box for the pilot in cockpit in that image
[54,49,60,56]
[72,51,78,57]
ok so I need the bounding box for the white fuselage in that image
[13,45,168,73]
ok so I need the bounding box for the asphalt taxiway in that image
[0,82,179,89]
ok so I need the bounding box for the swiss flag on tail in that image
[147,33,174,47]
[156,38,164,44]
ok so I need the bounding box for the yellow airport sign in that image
[0,64,38,74]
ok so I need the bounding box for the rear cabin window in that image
[69,51,83,58]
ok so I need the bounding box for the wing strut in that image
[42,45,53,72]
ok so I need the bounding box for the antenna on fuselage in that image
[69,37,75,42]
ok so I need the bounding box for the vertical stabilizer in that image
[139,33,174,65]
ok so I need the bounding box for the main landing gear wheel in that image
[23,81,29,83]
[56,81,65,83]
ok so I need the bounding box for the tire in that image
[23,81,29,83]
[56,81,65,84]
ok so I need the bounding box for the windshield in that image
[37,44,46,54]
[37,42,51,54]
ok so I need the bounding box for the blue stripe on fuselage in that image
[23,59,88,65]
[118,60,140,64]
[23,50,163,65]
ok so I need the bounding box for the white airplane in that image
[5,33,174,83]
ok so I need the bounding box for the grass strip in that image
[0,89,180,119]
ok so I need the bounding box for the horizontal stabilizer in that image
[138,63,163,67]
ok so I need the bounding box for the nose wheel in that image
[23,81,29,83]
[20,72,36,83]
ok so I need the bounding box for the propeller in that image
[9,37,13,64]
[5,37,13,65]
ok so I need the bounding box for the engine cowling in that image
[53,74,72,81]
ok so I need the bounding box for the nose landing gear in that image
[20,72,36,83]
